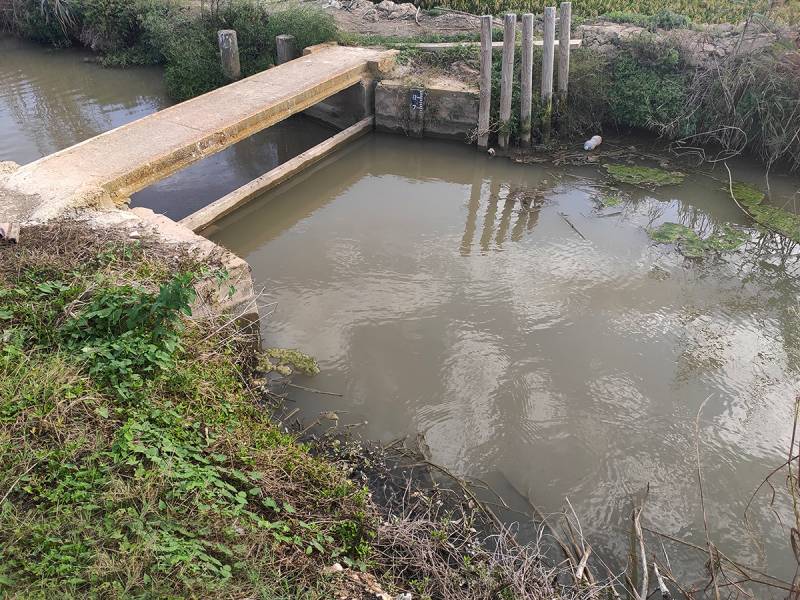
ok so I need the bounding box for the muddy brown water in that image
[4,33,800,592]
[210,134,800,588]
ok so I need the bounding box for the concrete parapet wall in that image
[375,79,479,142]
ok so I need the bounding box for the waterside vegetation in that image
[0,0,337,100]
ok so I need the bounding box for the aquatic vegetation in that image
[600,194,623,207]
[604,164,685,187]
[730,182,765,206]
[260,348,320,376]
[730,182,800,243]
[648,222,747,257]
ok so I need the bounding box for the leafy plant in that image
[60,273,195,399]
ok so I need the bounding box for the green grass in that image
[0,225,374,598]
[414,0,794,25]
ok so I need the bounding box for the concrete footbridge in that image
[0,44,397,223]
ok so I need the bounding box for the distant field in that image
[422,0,797,24]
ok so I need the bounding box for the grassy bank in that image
[0,0,337,100]
[0,223,610,599]
[0,225,377,597]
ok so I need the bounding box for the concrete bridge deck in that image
[0,44,396,222]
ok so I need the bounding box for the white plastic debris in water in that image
[583,135,603,151]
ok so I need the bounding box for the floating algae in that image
[604,164,685,187]
[600,194,623,207]
[259,348,320,376]
[730,182,800,243]
[648,222,747,258]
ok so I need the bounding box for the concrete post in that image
[477,15,493,149]
[218,30,241,80]
[519,14,534,146]
[540,7,556,142]
[276,34,298,64]
[498,13,516,150]
[558,2,572,103]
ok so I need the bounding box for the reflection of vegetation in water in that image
[649,222,747,258]
[731,182,800,243]
[604,164,685,187]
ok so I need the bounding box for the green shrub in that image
[602,8,691,30]
[265,5,337,60]
[4,0,75,46]
[608,37,690,133]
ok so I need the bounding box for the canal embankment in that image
[2,2,800,598]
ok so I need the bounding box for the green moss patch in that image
[604,164,685,187]
[648,222,747,257]
[728,182,800,243]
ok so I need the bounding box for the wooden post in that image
[498,13,516,150]
[477,15,492,149]
[519,13,534,146]
[276,34,298,64]
[217,30,241,80]
[540,7,556,142]
[558,2,572,103]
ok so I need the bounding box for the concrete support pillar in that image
[218,30,241,80]
[498,13,516,150]
[477,15,493,149]
[276,34,298,64]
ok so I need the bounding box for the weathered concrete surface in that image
[0,45,396,223]
[304,79,376,130]
[181,117,374,233]
[375,78,478,141]
[81,207,259,322]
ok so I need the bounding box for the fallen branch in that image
[559,212,588,241]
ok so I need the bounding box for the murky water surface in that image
[5,34,800,590]
[0,36,336,220]
[212,134,800,585]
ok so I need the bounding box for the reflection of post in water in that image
[460,177,484,256]
[460,176,546,254]
[479,179,503,253]
[495,188,516,247]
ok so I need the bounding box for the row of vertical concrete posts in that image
[216,31,300,81]
[477,2,572,150]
